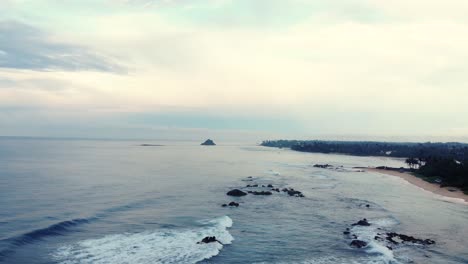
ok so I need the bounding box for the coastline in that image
[365,168,468,204]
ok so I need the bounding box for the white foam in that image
[253,255,397,264]
[438,196,468,205]
[267,170,281,176]
[350,218,400,264]
[53,216,233,264]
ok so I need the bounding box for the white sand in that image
[366,168,468,204]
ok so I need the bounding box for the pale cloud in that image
[0,20,123,72]
[369,0,468,22]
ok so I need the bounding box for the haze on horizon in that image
[1,0,468,142]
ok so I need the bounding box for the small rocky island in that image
[201,139,216,146]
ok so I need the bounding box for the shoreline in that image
[365,168,468,204]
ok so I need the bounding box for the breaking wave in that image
[349,217,401,264]
[53,216,233,264]
[0,218,91,261]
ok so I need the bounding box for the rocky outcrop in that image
[227,189,247,196]
[313,164,332,168]
[247,191,272,195]
[344,218,435,251]
[350,240,368,248]
[281,188,305,197]
[352,218,370,226]
[201,139,216,146]
[222,201,240,207]
[197,236,222,244]
[381,232,435,245]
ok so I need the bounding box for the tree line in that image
[261,140,468,194]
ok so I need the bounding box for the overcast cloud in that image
[1,0,468,141]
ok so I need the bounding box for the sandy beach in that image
[366,168,468,204]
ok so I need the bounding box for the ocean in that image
[0,138,467,264]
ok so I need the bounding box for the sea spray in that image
[53,216,233,264]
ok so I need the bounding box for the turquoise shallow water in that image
[0,138,467,263]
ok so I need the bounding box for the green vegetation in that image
[261,140,468,160]
[409,157,468,194]
[261,140,468,193]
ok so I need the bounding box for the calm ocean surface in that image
[0,138,467,264]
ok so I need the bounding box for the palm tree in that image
[405,157,419,169]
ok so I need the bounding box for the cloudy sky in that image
[1,0,468,141]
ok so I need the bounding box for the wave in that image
[53,216,233,264]
[254,255,398,264]
[349,217,401,264]
[0,218,91,261]
[254,219,401,264]
[267,170,281,176]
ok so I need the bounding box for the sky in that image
[1,0,468,142]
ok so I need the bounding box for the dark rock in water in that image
[350,240,368,248]
[252,184,259,187]
[287,190,303,197]
[267,184,273,188]
[271,188,280,192]
[365,204,370,208]
[281,187,305,197]
[227,189,247,196]
[250,191,273,195]
[221,204,227,207]
[228,202,239,207]
[197,236,222,244]
[201,139,216,146]
[313,164,333,169]
[352,218,370,226]
[343,228,351,235]
[385,232,435,245]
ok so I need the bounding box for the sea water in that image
[0,138,467,263]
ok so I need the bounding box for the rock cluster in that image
[247,191,273,195]
[344,218,435,251]
[376,232,435,246]
[281,188,305,197]
[221,202,240,207]
[313,164,333,168]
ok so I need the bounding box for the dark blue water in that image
[0,138,467,263]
